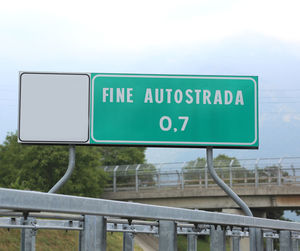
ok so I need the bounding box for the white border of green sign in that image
[90,74,258,149]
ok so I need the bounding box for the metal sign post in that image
[206,147,253,216]
[48,145,76,193]
[206,147,257,251]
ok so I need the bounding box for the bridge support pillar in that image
[159,220,177,251]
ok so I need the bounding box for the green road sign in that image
[91,74,258,148]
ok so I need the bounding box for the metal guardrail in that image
[0,188,300,250]
[102,157,300,192]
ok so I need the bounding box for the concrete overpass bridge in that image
[101,157,300,214]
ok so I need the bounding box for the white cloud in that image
[1,0,300,56]
[279,106,300,123]
[283,114,292,123]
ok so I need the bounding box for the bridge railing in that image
[1,188,300,250]
[102,157,300,192]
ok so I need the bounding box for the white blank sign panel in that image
[19,73,90,143]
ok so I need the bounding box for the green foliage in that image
[0,132,147,197]
[0,229,143,250]
[138,164,157,187]
[0,132,107,197]
[182,155,244,186]
[98,146,154,189]
[214,154,241,168]
[177,235,230,251]
[99,147,146,166]
[106,163,157,189]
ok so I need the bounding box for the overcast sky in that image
[1,0,300,163]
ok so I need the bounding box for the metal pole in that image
[187,231,197,251]
[292,164,295,176]
[136,164,141,192]
[280,230,292,251]
[232,236,240,251]
[278,158,283,186]
[231,228,241,251]
[181,170,184,190]
[21,217,36,251]
[210,225,225,251]
[205,163,208,188]
[48,145,76,193]
[192,159,202,187]
[123,224,134,251]
[265,233,274,251]
[113,165,119,193]
[255,158,259,188]
[206,148,255,251]
[255,228,263,251]
[206,148,253,216]
[80,215,106,251]
[199,170,202,187]
[292,238,299,251]
[159,220,177,251]
[157,165,161,189]
[229,159,234,187]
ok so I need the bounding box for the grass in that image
[0,228,235,251]
[177,235,231,251]
[0,228,143,251]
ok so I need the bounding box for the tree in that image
[257,165,289,185]
[182,155,244,186]
[98,146,146,166]
[214,154,241,168]
[0,132,148,197]
[182,157,206,185]
[100,147,156,190]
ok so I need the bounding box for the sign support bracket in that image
[206,147,256,251]
[206,147,252,216]
[48,145,76,193]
